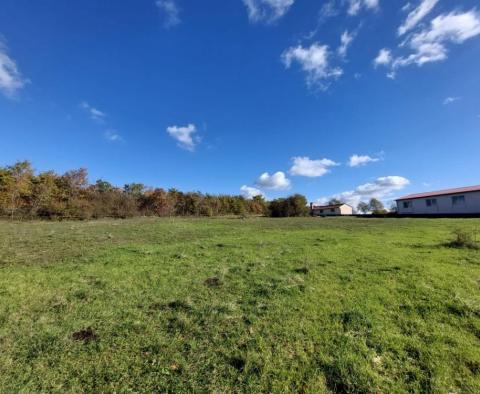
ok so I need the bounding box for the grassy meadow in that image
[1,217,480,393]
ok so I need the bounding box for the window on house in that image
[403,201,412,209]
[319,209,324,214]
[452,195,465,205]
[426,198,437,207]
[330,208,335,213]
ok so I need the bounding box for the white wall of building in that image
[339,205,353,215]
[397,191,480,215]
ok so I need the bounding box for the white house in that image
[310,203,353,216]
[396,185,480,215]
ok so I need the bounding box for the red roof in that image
[396,185,480,201]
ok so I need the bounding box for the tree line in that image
[0,161,311,220]
[0,161,394,220]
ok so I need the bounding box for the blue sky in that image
[1,0,479,207]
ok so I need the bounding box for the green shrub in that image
[446,229,479,250]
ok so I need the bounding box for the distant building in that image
[310,203,353,216]
[396,185,480,215]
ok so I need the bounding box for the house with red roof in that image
[396,185,480,215]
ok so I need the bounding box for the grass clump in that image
[446,229,479,250]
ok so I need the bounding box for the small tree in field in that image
[357,201,369,214]
[287,194,309,217]
[369,198,385,214]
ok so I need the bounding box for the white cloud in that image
[338,30,355,57]
[373,48,392,67]
[0,40,27,99]
[348,0,361,16]
[240,185,265,199]
[319,0,340,21]
[364,0,379,9]
[355,176,409,195]
[443,96,461,105]
[318,176,410,207]
[282,42,342,89]
[402,3,413,13]
[243,0,294,23]
[348,154,380,167]
[347,0,379,16]
[386,71,396,79]
[398,0,439,36]
[166,124,198,151]
[156,0,181,28]
[316,0,378,19]
[255,171,291,190]
[289,156,338,177]
[80,101,107,122]
[388,10,480,74]
[104,129,124,143]
[305,0,345,39]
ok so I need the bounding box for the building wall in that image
[312,205,353,216]
[312,207,340,216]
[339,205,353,215]
[397,191,480,215]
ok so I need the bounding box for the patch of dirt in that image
[229,356,245,372]
[148,300,193,312]
[204,277,222,287]
[294,267,309,274]
[72,327,98,342]
[166,300,192,310]
[466,360,480,374]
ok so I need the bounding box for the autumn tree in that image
[0,161,34,219]
[30,171,62,218]
[249,195,268,215]
[142,188,175,216]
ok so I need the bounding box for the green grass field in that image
[1,217,480,393]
